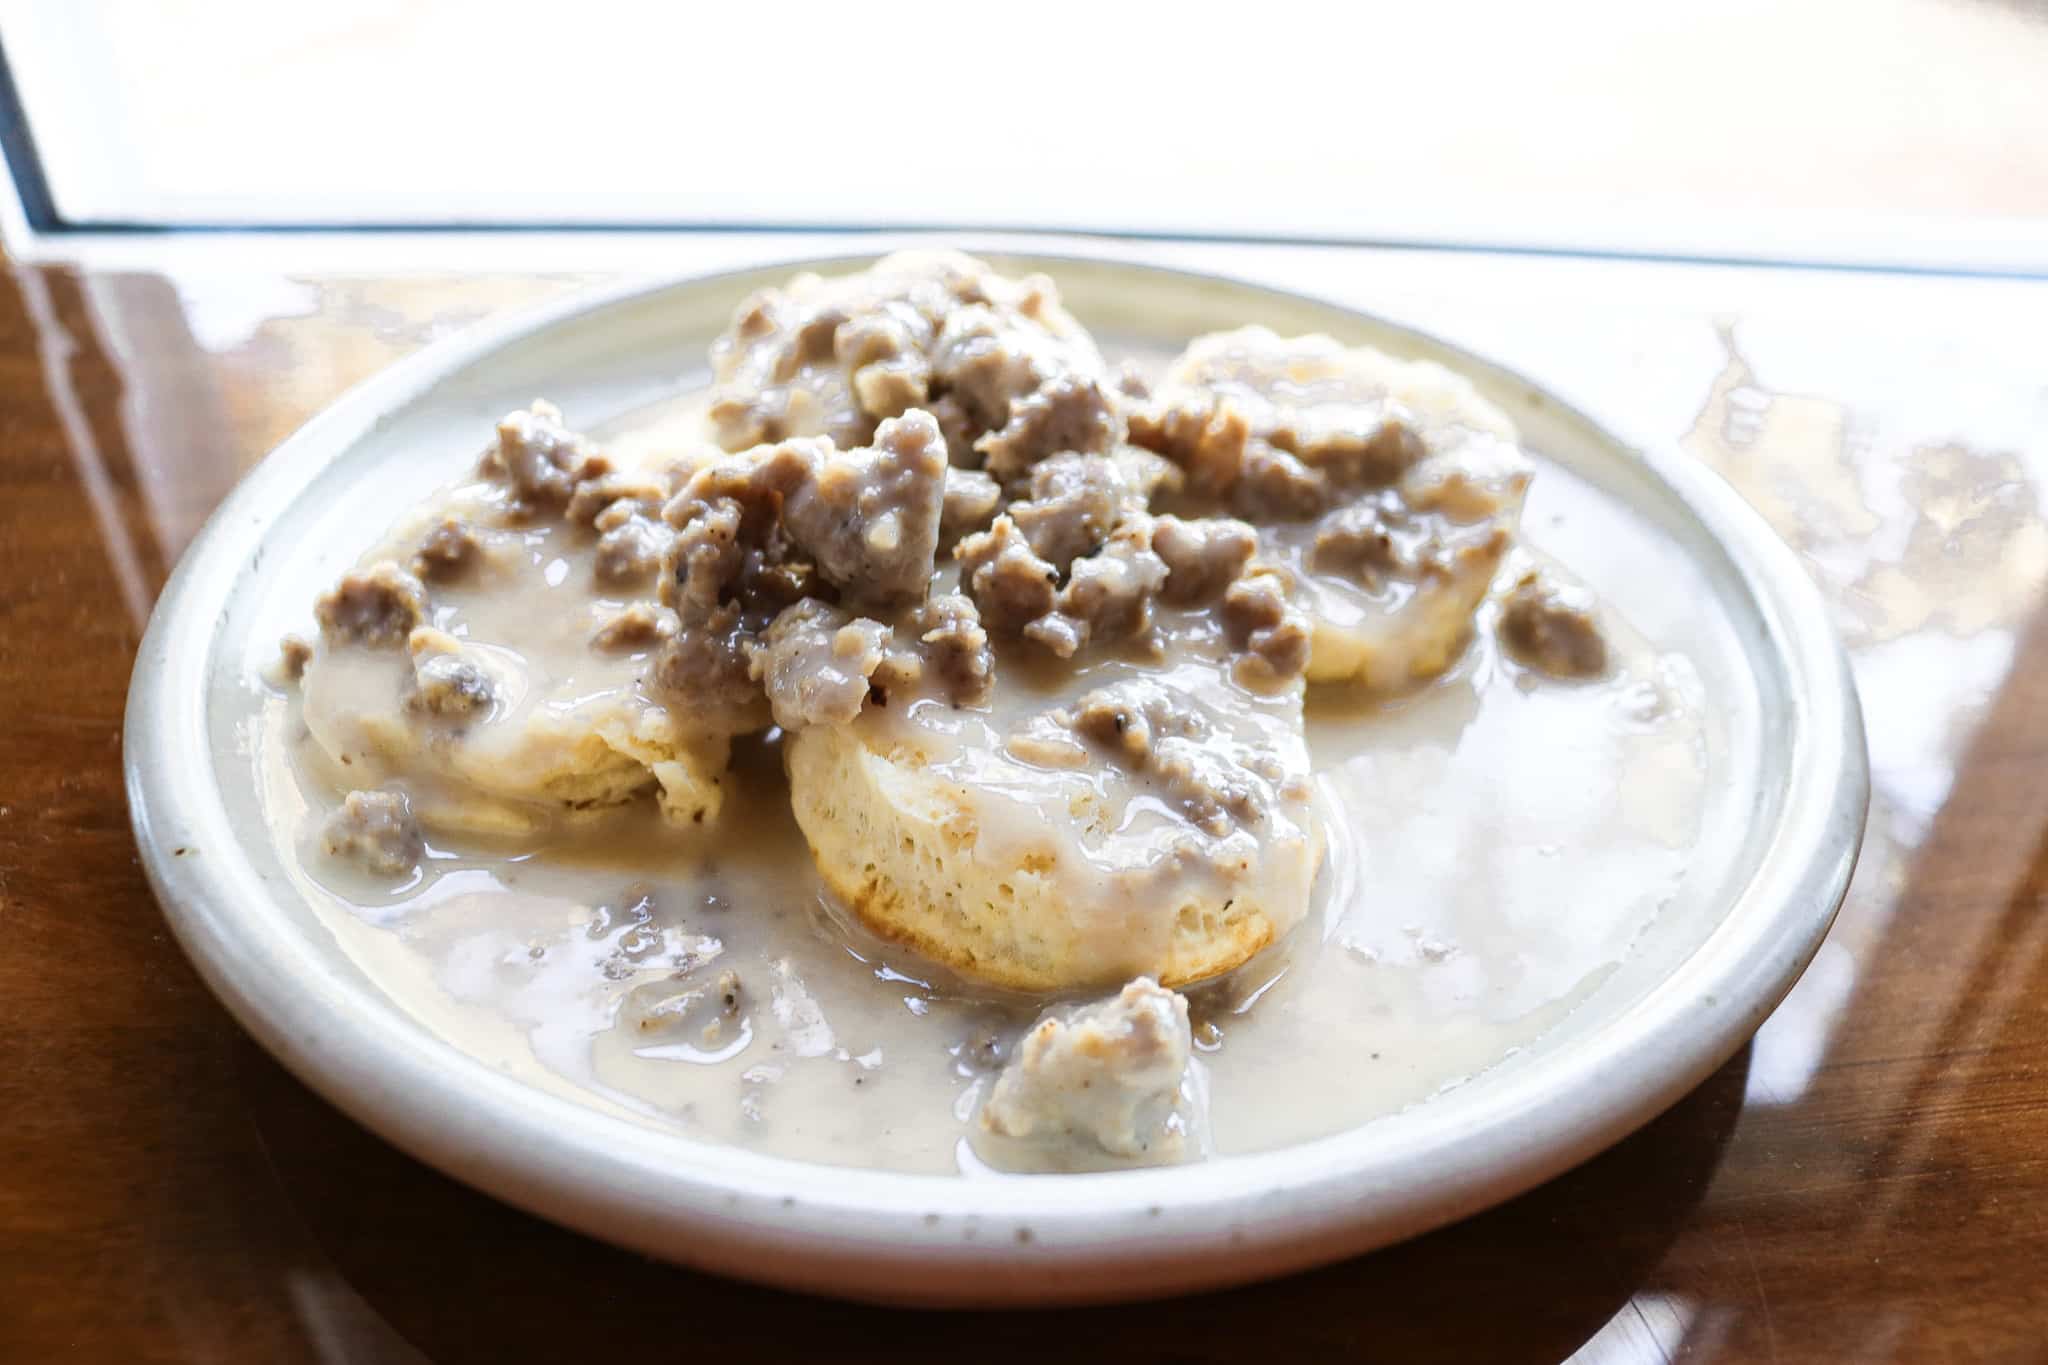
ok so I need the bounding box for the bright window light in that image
[4,0,2045,266]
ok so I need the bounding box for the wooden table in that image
[3,238,2045,1362]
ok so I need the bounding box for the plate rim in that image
[124,245,1868,1305]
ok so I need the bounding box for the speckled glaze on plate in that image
[123,252,1866,1306]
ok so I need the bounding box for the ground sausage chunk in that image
[593,515,672,588]
[866,639,925,701]
[1235,442,1330,521]
[649,477,783,731]
[710,282,927,451]
[1128,352,1434,525]
[1498,569,1609,678]
[278,634,313,682]
[411,516,485,581]
[658,442,818,621]
[961,511,1170,660]
[747,599,892,731]
[1126,394,1255,501]
[1128,329,1437,503]
[927,290,1113,461]
[647,439,888,732]
[979,977,1193,1159]
[938,467,1001,545]
[1026,520,1170,658]
[483,400,607,508]
[564,470,667,529]
[406,629,494,717]
[1130,388,1354,520]
[904,592,993,707]
[409,653,493,717]
[665,444,814,561]
[706,251,1108,464]
[591,602,677,653]
[1152,515,1258,604]
[930,303,1043,433]
[320,790,422,876]
[1401,443,1535,523]
[315,561,427,648]
[661,498,746,613]
[1221,565,1313,686]
[734,535,824,620]
[661,416,944,616]
[1279,412,1426,488]
[1008,452,1125,573]
[837,307,934,423]
[1064,680,1266,836]
[1110,446,1183,506]
[779,409,948,612]
[648,599,764,733]
[974,374,1120,484]
[1309,494,1427,585]
[956,516,1059,636]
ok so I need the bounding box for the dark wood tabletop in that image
[4,246,2046,1364]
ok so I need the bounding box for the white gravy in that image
[257,389,1708,1175]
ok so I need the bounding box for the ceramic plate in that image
[125,251,1866,1305]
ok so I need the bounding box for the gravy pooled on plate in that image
[272,252,1706,1173]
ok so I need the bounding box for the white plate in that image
[125,251,1866,1306]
